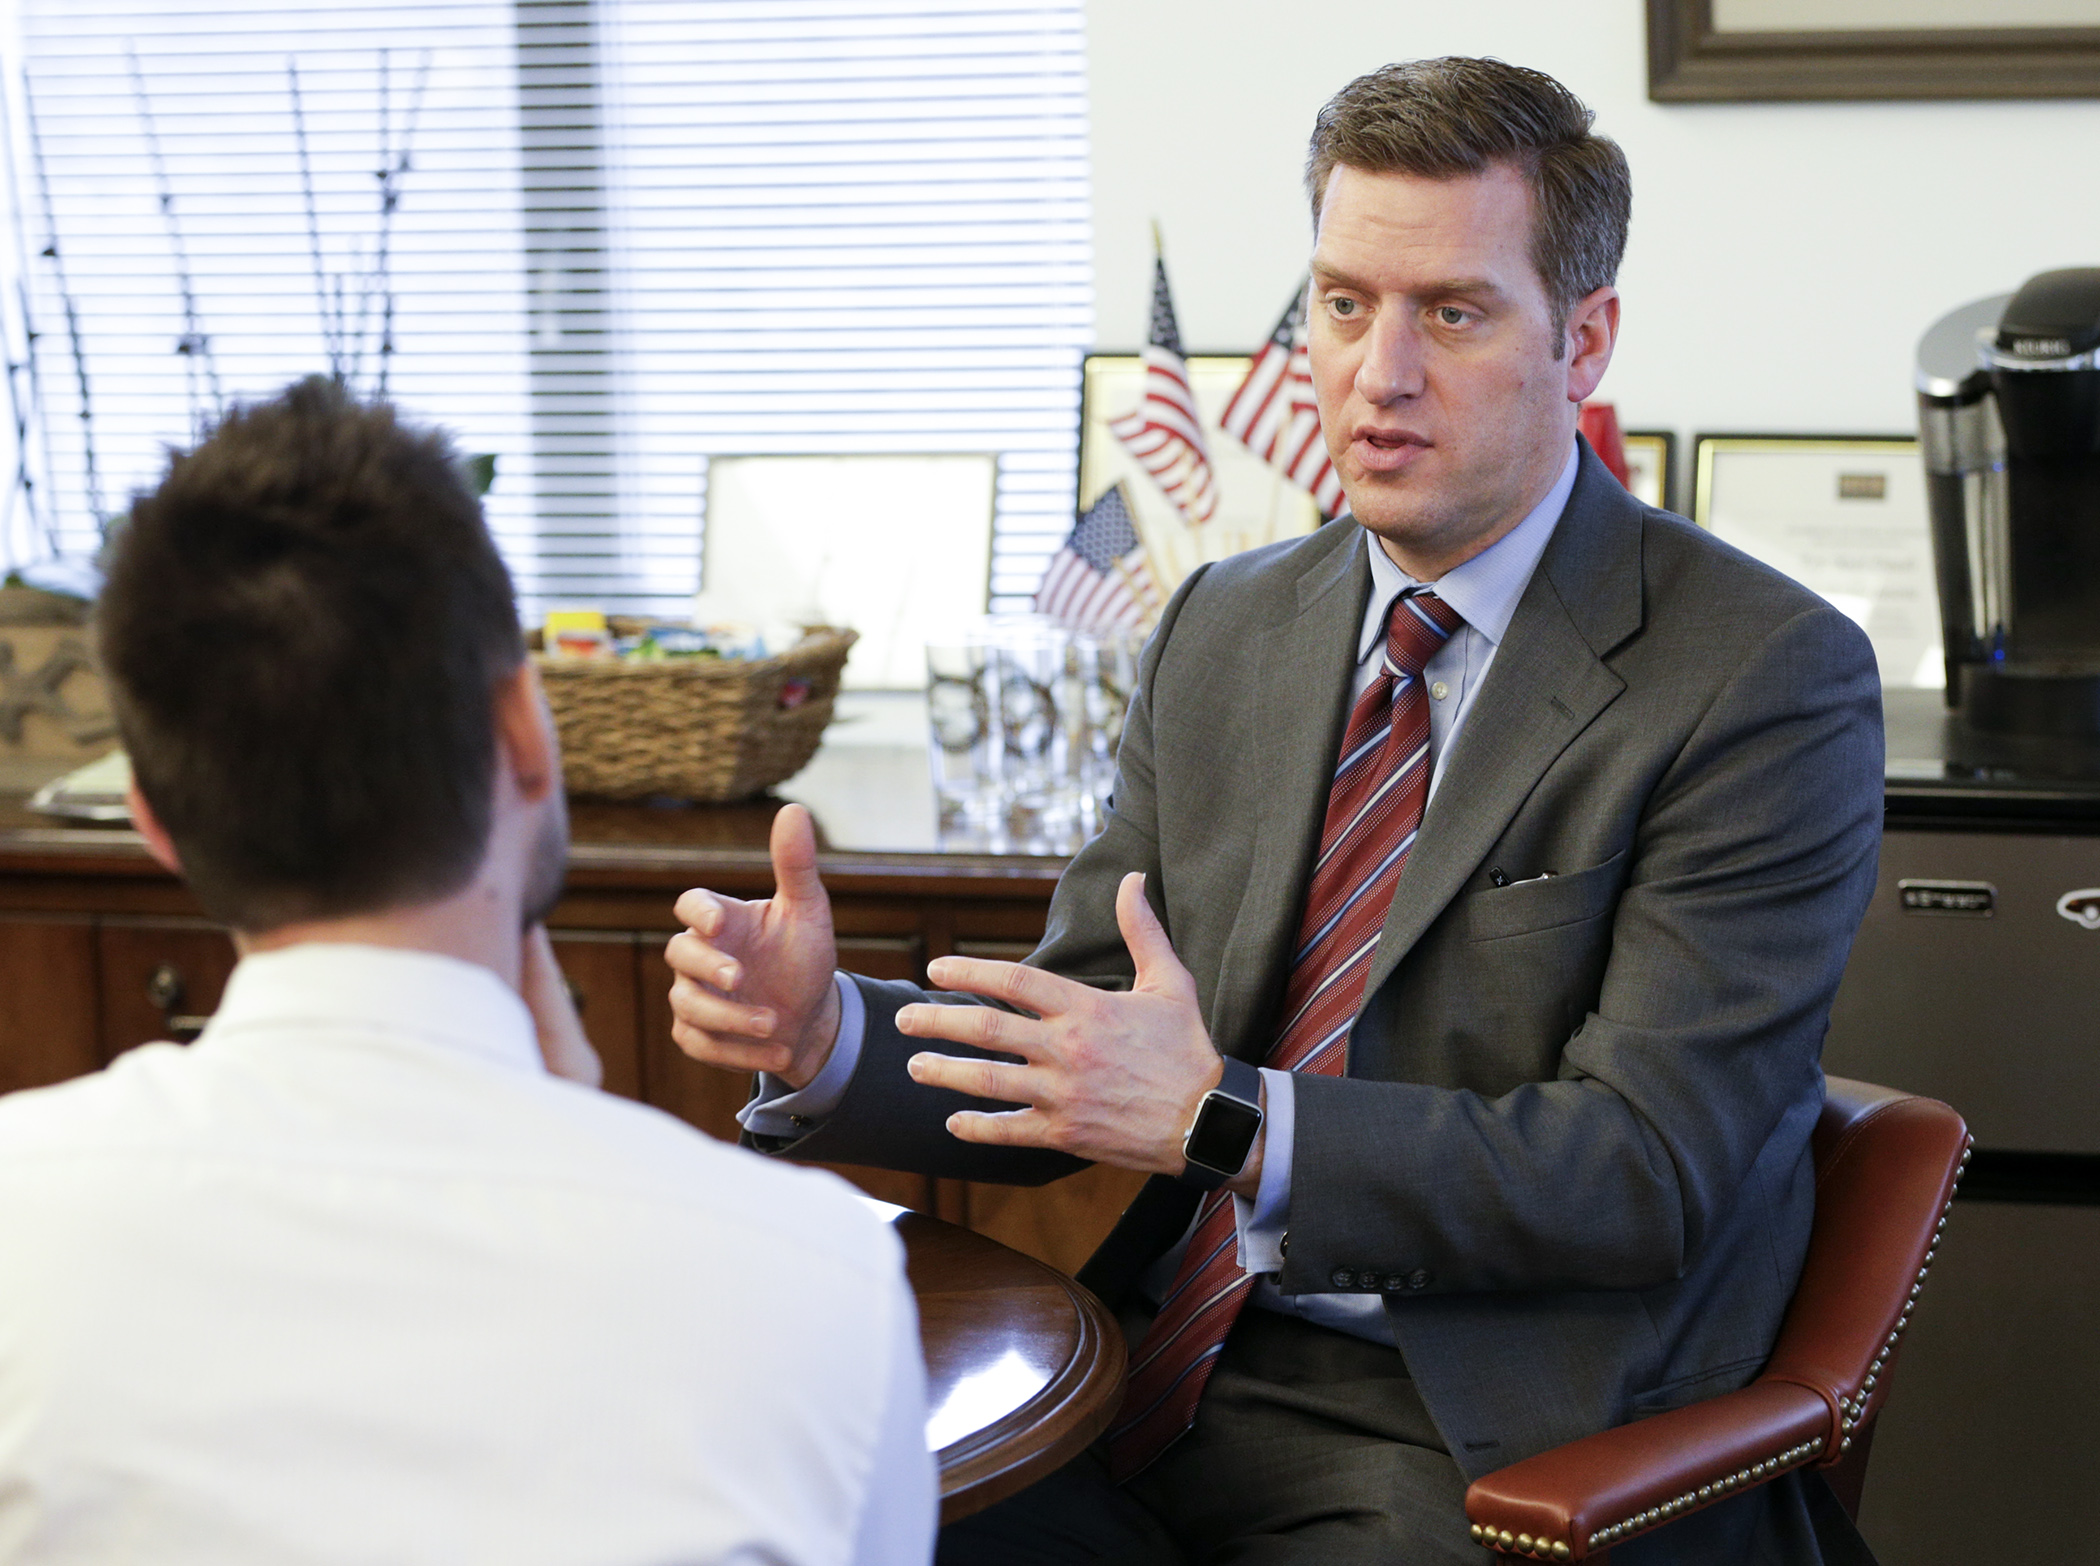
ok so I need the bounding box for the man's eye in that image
[1436,306,1470,327]
[1329,297,1358,318]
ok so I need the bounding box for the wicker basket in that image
[535,626,857,802]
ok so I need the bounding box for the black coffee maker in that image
[1918,269,2100,738]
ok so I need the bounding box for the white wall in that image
[1086,0,2100,472]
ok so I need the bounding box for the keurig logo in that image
[2055,889,2100,930]
[1898,879,1994,916]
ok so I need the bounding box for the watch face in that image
[1186,1093,1263,1174]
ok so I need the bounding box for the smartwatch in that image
[1179,1056,1265,1190]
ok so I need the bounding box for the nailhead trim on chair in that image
[1834,1140,1970,1454]
[1578,1436,1827,1551]
[1468,1137,1973,1559]
[1467,1524,1574,1559]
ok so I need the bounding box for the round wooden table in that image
[873,1201,1128,1522]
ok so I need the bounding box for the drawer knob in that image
[145,962,213,1043]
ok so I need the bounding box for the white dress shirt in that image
[0,943,935,1566]
[747,443,1579,1345]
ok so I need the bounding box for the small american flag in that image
[1109,252,1217,526]
[1219,285,1345,520]
[1034,483,1161,632]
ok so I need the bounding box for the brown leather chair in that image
[1462,1076,1972,1562]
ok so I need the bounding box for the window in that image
[13,1,540,587]
[8,0,1092,621]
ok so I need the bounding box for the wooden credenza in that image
[0,744,1149,1278]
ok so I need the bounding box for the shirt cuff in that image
[735,972,866,1138]
[1231,1067,1295,1273]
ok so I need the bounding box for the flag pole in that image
[1155,217,1204,561]
[1120,483,1177,604]
[1108,555,1157,629]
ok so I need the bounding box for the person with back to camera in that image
[663,57,1885,1566]
[0,377,935,1566]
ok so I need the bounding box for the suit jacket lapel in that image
[1358,446,1645,1005]
[1209,528,1369,1063]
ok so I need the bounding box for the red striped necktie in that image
[1106,588,1464,1482]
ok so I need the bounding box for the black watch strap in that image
[1179,1056,1265,1190]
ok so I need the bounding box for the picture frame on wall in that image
[1647,0,2100,100]
[1691,433,1940,689]
[697,452,997,689]
[1622,429,1676,513]
[1078,354,1325,599]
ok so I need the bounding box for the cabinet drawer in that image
[837,936,923,982]
[954,940,1038,964]
[0,915,100,1092]
[547,930,641,1100]
[96,919,235,1062]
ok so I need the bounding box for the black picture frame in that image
[1648,0,2100,101]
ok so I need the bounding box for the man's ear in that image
[492,660,561,805]
[1563,285,1620,403]
[126,779,184,876]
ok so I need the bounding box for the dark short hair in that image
[98,377,522,930]
[1306,57,1631,338]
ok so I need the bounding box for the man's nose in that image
[1355,312,1425,406]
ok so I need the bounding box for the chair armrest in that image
[1462,1380,1830,1560]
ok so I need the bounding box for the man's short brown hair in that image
[98,377,523,931]
[1306,57,1631,338]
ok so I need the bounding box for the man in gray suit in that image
[665,57,1882,1566]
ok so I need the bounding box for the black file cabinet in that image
[1821,692,2100,1565]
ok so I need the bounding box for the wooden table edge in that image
[0,826,1069,899]
[934,1266,1127,1523]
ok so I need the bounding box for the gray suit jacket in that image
[770,445,1883,1538]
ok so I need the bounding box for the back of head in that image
[97,377,522,931]
[1306,57,1631,334]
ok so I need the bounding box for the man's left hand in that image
[522,924,605,1088]
[898,872,1260,1193]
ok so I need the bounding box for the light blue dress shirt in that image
[746,443,1581,1345]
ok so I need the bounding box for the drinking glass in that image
[925,638,1001,825]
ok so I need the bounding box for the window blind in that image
[1,46,46,577]
[597,0,1093,613]
[12,0,1093,620]
[15,3,544,591]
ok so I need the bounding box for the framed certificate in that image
[1691,433,1939,688]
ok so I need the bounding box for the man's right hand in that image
[665,802,842,1090]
